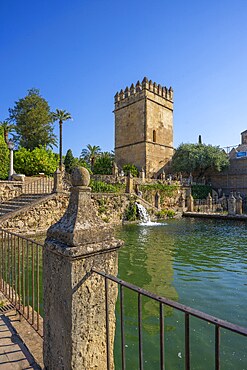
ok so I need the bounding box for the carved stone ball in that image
[71,166,90,187]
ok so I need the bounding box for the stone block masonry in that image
[43,167,123,369]
[114,77,174,178]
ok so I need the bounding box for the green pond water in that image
[27,217,247,369]
[113,218,247,370]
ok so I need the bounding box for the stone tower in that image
[114,77,174,178]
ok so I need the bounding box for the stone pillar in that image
[236,193,243,215]
[139,168,145,181]
[187,195,194,212]
[221,193,227,211]
[43,167,123,370]
[207,193,212,212]
[126,172,133,193]
[228,192,236,215]
[53,168,63,193]
[112,162,118,177]
[155,191,160,209]
[188,173,193,185]
[179,192,185,211]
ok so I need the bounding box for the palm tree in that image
[0,120,14,144]
[80,144,101,169]
[52,109,72,170]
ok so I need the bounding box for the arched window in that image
[153,130,157,142]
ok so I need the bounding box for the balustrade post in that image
[126,172,133,193]
[236,193,243,215]
[228,192,236,215]
[43,167,123,369]
[53,168,63,193]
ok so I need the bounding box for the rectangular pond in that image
[114,218,247,369]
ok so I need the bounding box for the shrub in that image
[140,184,179,198]
[90,180,124,193]
[93,153,113,175]
[191,185,212,199]
[124,201,138,221]
[123,164,139,177]
[0,127,9,180]
[14,146,59,176]
[156,209,176,219]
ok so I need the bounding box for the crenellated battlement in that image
[114,77,173,104]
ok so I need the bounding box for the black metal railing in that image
[92,269,247,370]
[0,228,43,337]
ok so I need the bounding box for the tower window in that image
[153,130,157,142]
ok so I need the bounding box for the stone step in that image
[0,193,50,219]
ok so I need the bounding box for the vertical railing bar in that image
[215,325,220,370]
[1,230,4,292]
[32,242,35,325]
[14,235,17,306]
[18,237,21,310]
[105,277,110,370]
[0,230,2,291]
[37,245,40,331]
[4,231,8,295]
[160,302,165,370]
[8,233,11,299]
[138,293,143,370]
[185,313,190,370]
[22,238,25,315]
[27,240,30,320]
[11,234,14,302]
[3,230,6,295]
[120,285,126,370]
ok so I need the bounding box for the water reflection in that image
[115,218,247,370]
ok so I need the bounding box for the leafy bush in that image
[93,153,113,175]
[156,209,176,219]
[14,146,59,176]
[191,185,212,199]
[90,180,124,193]
[124,201,138,221]
[140,184,179,198]
[123,164,139,177]
[0,127,9,179]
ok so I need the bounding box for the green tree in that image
[64,149,75,174]
[14,147,59,176]
[123,163,139,177]
[8,88,57,150]
[80,144,101,170]
[52,109,72,170]
[0,126,9,179]
[171,143,229,179]
[0,120,14,144]
[93,152,114,175]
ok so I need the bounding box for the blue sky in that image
[1,0,247,157]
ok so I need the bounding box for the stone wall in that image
[1,193,69,234]
[210,157,247,195]
[0,181,22,202]
[139,185,186,210]
[1,188,184,234]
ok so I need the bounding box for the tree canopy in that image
[13,147,59,176]
[93,152,114,175]
[0,120,14,144]
[8,88,57,150]
[171,143,229,178]
[0,126,9,179]
[80,144,101,169]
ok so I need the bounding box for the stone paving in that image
[0,293,43,369]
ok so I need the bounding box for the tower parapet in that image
[114,77,173,105]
